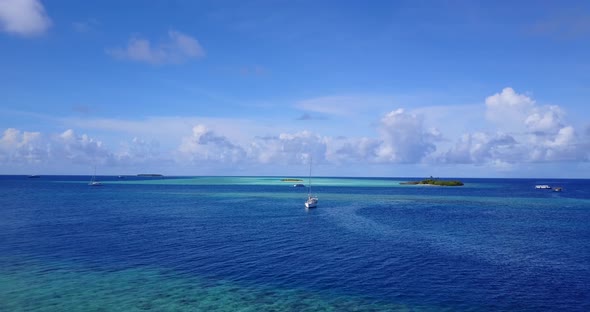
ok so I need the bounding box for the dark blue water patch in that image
[354,199,589,310]
[1,176,589,311]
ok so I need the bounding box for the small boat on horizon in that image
[89,166,102,186]
[535,185,551,189]
[28,175,40,178]
[553,187,562,192]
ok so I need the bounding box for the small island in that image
[137,174,163,177]
[281,178,304,182]
[401,178,464,186]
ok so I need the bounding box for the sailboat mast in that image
[308,157,312,197]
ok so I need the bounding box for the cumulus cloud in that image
[249,109,441,166]
[485,87,567,135]
[442,132,519,164]
[0,0,51,36]
[524,105,565,134]
[0,127,170,171]
[527,126,584,162]
[178,125,245,163]
[248,131,327,165]
[375,109,439,163]
[0,128,46,163]
[107,30,205,64]
[54,129,111,164]
[0,128,114,166]
[440,87,586,165]
[2,86,588,175]
[485,87,536,131]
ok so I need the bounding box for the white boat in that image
[535,185,551,189]
[89,166,102,186]
[305,158,318,209]
[305,196,318,209]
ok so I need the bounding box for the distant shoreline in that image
[281,178,304,182]
[401,178,464,186]
[6,175,586,180]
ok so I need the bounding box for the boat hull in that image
[305,197,318,209]
[535,185,551,189]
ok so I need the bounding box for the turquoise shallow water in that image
[1,176,589,311]
[1,260,421,311]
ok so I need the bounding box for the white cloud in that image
[248,131,328,165]
[441,132,519,164]
[55,129,111,164]
[485,87,568,135]
[1,87,588,175]
[440,87,586,165]
[485,87,536,131]
[177,125,246,163]
[0,127,169,171]
[107,30,205,64]
[375,109,439,163]
[0,0,51,36]
[524,105,564,134]
[0,128,46,163]
[548,126,576,148]
[527,126,585,162]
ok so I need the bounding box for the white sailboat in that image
[89,166,102,186]
[305,158,318,209]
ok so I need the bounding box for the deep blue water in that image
[0,175,589,311]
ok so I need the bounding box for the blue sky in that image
[1,0,589,177]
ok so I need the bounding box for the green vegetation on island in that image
[281,178,304,182]
[400,178,464,186]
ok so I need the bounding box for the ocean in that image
[0,175,589,311]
